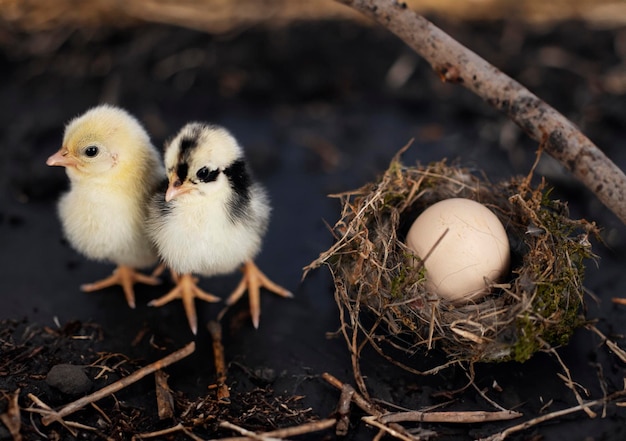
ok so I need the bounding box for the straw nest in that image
[306,148,598,371]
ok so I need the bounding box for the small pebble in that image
[46,364,92,396]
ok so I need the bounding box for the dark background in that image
[1,3,625,440]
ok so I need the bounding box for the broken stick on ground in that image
[217,418,337,441]
[0,389,22,441]
[155,370,175,420]
[208,320,231,403]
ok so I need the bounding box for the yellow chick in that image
[46,104,164,308]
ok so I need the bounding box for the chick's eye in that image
[196,166,219,182]
[196,167,209,180]
[84,146,99,157]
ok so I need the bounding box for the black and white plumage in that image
[147,123,292,333]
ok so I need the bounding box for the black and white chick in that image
[147,122,292,334]
[46,105,164,308]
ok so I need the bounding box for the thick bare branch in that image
[336,0,626,225]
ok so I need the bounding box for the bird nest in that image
[306,148,599,374]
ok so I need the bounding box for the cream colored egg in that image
[405,198,510,303]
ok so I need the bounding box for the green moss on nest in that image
[506,192,596,362]
[511,315,542,362]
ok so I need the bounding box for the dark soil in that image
[1,17,625,441]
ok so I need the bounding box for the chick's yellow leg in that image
[81,265,161,309]
[226,260,293,329]
[148,272,220,335]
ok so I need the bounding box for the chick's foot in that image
[148,272,220,334]
[81,265,161,309]
[226,260,293,329]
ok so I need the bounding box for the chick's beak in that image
[165,179,194,202]
[46,148,78,168]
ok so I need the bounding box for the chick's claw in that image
[226,260,293,329]
[148,272,221,335]
[80,265,161,309]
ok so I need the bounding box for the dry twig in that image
[155,370,175,420]
[361,416,418,441]
[479,387,626,441]
[134,422,204,440]
[25,394,97,437]
[220,421,282,441]
[322,372,382,417]
[0,389,22,441]
[548,347,595,418]
[336,384,355,435]
[208,320,231,403]
[335,0,626,225]
[587,324,626,363]
[379,409,522,424]
[217,419,337,441]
